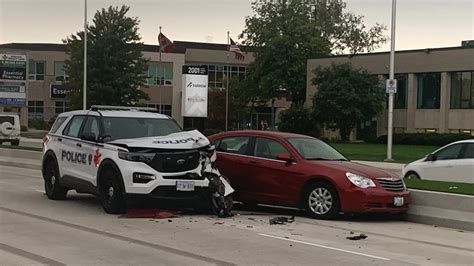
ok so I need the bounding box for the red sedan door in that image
[214,136,254,200]
[245,137,304,206]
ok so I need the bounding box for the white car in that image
[42,106,233,215]
[0,113,20,146]
[402,139,474,183]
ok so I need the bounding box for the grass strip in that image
[405,179,474,196]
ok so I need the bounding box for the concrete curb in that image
[406,189,474,231]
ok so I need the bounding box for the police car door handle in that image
[76,143,82,147]
[58,138,62,142]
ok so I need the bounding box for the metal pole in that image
[225,31,230,131]
[83,0,87,110]
[159,26,162,114]
[386,0,396,161]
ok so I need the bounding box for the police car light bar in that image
[90,105,158,112]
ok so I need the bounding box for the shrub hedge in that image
[375,133,473,146]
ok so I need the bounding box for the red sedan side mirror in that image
[276,153,294,163]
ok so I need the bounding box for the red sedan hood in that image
[307,160,395,179]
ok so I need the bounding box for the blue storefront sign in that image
[0,98,27,105]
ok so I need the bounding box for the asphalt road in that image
[0,164,473,265]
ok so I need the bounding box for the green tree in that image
[278,104,316,135]
[312,63,384,141]
[64,5,149,109]
[239,0,387,105]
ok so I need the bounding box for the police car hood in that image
[108,130,210,149]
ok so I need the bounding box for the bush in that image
[28,120,52,130]
[375,133,473,146]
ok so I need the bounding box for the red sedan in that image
[209,130,409,219]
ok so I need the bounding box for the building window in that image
[28,61,45,80]
[394,74,408,109]
[145,65,173,86]
[54,62,69,82]
[55,101,69,114]
[416,128,438,133]
[146,104,172,116]
[450,71,473,109]
[449,129,474,135]
[417,73,441,109]
[207,64,246,89]
[28,101,44,120]
[394,127,405,134]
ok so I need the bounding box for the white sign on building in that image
[181,65,208,117]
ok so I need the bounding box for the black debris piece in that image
[167,219,173,222]
[269,216,295,225]
[346,234,368,240]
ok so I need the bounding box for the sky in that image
[0,0,473,52]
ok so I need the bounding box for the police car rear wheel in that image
[43,159,68,200]
[99,169,127,214]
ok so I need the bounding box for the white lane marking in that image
[259,233,391,261]
[35,190,45,193]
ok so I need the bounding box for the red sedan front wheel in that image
[304,182,340,219]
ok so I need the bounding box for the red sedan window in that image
[254,137,289,159]
[217,136,251,155]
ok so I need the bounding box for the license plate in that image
[176,181,194,191]
[394,196,404,206]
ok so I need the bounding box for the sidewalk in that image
[353,160,404,171]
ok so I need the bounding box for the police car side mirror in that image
[80,132,97,142]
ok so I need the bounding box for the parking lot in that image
[1,161,473,265]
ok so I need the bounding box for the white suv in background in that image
[0,113,20,146]
[42,106,233,215]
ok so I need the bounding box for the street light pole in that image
[386,0,397,161]
[83,0,87,110]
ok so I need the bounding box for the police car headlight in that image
[346,172,376,188]
[118,150,155,163]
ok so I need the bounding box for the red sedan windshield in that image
[287,138,348,161]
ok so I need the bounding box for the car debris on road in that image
[346,233,368,240]
[269,216,295,225]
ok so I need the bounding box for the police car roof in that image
[58,110,171,119]
[98,110,170,119]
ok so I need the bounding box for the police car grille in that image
[377,178,405,192]
[147,150,200,173]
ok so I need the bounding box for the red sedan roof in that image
[209,130,314,139]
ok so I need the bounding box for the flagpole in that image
[83,0,87,110]
[159,26,162,114]
[225,31,230,131]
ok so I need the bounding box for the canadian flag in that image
[158,32,176,53]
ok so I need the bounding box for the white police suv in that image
[42,106,233,215]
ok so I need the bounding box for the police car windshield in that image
[102,117,182,140]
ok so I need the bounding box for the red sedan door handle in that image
[249,160,259,164]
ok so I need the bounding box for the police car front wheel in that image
[99,168,127,214]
